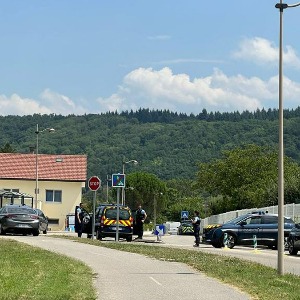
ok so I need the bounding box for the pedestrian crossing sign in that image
[181,211,189,219]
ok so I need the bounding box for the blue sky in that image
[1,0,300,116]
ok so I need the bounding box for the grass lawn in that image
[0,239,97,300]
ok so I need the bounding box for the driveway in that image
[2,235,251,300]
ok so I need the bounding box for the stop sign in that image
[88,176,101,191]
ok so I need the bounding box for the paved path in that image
[2,235,251,300]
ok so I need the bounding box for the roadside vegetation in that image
[0,239,97,300]
[61,236,300,300]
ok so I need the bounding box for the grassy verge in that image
[0,239,97,300]
[58,235,300,300]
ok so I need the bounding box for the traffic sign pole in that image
[111,174,125,242]
[88,176,101,240]
[92,191,96,239]
[116,188,120,242]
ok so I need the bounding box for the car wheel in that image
[33,230,40,236]
[126,235,132,242]
[96,230,102,240]
[288,239,298,255]
[225,233,236,249]
[284,237,289,250]
[212,240,223,248]
[0,224,6,235]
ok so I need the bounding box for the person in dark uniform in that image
[135,204,147,239]
[192,210,201,247]
[75,203,84,238]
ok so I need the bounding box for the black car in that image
[177,220,194,235]
[202,212,294,249]
[0,205,41,236]
[288,223,300,255]
[83,204,133,241]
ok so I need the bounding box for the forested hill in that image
[0,108,300,181]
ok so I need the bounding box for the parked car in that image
[84,204,133,242]
[0,205,41,236]
[165,221,181,235]
[288,223,300,255]
[202,212,295,249]
[34,208,49,234]
[177,220,194,235]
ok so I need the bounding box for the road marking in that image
[149,276,162,286]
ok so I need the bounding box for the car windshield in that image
[225,214,250,224]
[284,217,295,224]
[105,208,130,220]
[181,221,192,225]
[6,207,36,214]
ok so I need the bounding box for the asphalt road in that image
[155,233,300,276]
[1,234,251,300]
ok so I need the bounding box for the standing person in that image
[75,203,84,238]
[135,204,147,239]
[192,210,201,247]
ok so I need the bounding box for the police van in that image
[91,204,133,242]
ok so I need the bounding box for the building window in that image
[46,190,62,203]
[3,188,19,193]
[48,218,59,225]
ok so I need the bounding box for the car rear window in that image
[7,207,36,214]
[105,208,130,220]
[284,217,295,224]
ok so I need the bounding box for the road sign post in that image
[181,211,189,219]
[88,176,101,240]
[112,174,125,242]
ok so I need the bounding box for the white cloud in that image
[95,66,300,114]
[96,67,268,113]
[153,58,224,65]
[147,35,171,40]
[233,37,300,68]
[39,89,86,115]
[0,94,52,116]
[0,89,88,116]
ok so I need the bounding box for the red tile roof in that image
[0,153,87,182]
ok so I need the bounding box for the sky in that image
[1,0,300,116]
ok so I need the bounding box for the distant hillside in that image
[0,108,300,182]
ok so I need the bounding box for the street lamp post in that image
[122,159,138,205]
[153,192,163,232]
[35,124,55,209]
[275,1,300,275]
[106,175,111,202]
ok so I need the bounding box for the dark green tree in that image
[125,172,168,222]
[0,143,16,153]
[196,144,300,212]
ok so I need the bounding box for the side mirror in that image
[240,221,247,226]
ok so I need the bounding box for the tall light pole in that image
[122,159,138,205]
[106,175,111,202]
[153,192,163,232]
[35,124,55,209]
[275,1,300,275]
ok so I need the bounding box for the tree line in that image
[1,109,300,222]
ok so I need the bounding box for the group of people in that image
[75,202,201,246]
